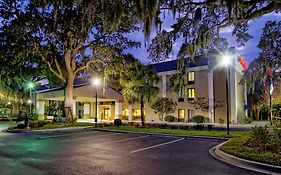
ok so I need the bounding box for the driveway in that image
[0,129,264,175]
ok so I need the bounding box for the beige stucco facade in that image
[35,50,247,124]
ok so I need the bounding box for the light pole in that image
[222,55,231,135]
[92,78,100,127]
[27,82,34,115]
[27,82,34,129]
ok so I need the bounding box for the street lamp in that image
[92,77,101,127]
[222,54,231,135]
[27,82,34,115]
[27,82,34,129]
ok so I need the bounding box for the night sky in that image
[126,12,281,65]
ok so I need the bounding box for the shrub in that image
[192,115,204,124]
[164,115,175,122]
[207,124,214,131]
[170,125,178,129]
[244,126,269,150]
[271,129,281,152]
[273,120,281,128]
[243,117,253,124]
[16,124,25,129]
[114,119,122,127]
[218,119,224,124]
[193,124,204,130]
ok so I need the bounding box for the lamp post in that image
[222,55,231,135]
[27,82,34,115]
[92,78,100,127]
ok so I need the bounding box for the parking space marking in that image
[36,131,98,139]
[60,133,122,142]
[92,135,150,146]
[130,137,184,154]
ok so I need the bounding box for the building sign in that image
[238,56,247,69]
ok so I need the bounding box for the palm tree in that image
[120,63,159,126]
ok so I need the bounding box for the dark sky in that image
[125,12,281,65]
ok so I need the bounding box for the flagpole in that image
[269,78,273,126]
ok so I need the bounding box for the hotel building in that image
[35,48,248,124]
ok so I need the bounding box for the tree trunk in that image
[140,97,145,126]
[12,101,20,118]
[64,76,75,123]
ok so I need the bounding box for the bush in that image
[218,119,224,124]
[192,115,204,124]
[193,124,204,130]
[16,124,25,129]
[170,125,178,129]
[164,115,175,122]
[114,119,122,127]
[273,120,281,128]
[243,117,253,124]
[207,124,214,131]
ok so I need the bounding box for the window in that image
[104,108,111,119]
[122,109,128,120]
[178,109,185,122]
[133,109,144,119]
[188,72,195,84]
[188,109,195,122]
[122,109,128,117]
[188,88,195,100]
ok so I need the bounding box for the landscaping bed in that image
[8,121,94,130]
[220,127,281,166]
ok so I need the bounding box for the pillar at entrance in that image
[72,99,77,118]
[83,103,90,119]
[208,70,214,123]
[36,101,45,121]
[115,102,122,119]
[128,104,133,122]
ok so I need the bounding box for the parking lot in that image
[0,128,264,175]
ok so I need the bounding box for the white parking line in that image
[130,137,184,154]
[60,133,122,142]
[92,135,150,146]
[37,131,97,139]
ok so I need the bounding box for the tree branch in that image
[39,52,65,81]
[74,58,104,76]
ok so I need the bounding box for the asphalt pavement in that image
[0,123,265,175]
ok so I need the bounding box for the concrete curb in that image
[209,140,281,175]
[93,128,229,141]
[5,126,92,134]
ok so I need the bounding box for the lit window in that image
[133,109,141,117]
[122,109,128,117]
[188,88,195,100]
[188,72,195,84]
[104,108,111,118]
[178,109,185,122]
[132,109,145,117]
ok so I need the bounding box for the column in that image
[208,70,214,123]
[83,103,90,119]
[36,100,45,121]
[72,99,77,118]
[128,104,133,122]
[229,65,237,124]
[115,102,122,119]
[162,74,167,97]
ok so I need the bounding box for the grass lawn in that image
[98,125,250,138]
